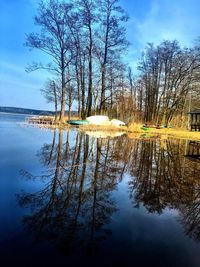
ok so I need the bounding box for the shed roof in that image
[188,109,200,114]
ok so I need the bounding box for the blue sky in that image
[0,0,200,110]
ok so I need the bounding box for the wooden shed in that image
[188,109,200,131]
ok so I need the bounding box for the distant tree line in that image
[26,0,200,126]
[0,106,54,115]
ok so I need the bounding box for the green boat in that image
[141,126,150,131]
[67,120,89,125]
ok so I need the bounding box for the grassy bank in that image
[127,122,200,141]
[145,127,200,140]
[80,122,200,141]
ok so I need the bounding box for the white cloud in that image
[0,60,49,83]
[130,0,200,49]
[125,0,200,73]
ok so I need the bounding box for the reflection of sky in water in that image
[0,113,200,266]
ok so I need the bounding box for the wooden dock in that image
[26,116,55,125]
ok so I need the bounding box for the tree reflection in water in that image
[18,129,124,256]
[18,131,200,257]
[127,138,200,239]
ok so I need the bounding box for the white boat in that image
[86,115,109,125]
[110,119,126,127]
[86,115,126,127]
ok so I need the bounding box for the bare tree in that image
[25,0,74,121]
[83,0,95,117]
[95,0,129,113]
[41,80,61,120]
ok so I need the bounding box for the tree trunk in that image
[52,81,58,121]
[67,64,72,121]
[60,73,66,121]
[76,59,81,118]
[86,26,93,117]
[100,65,106,113]
[60,53,66,122]
[81,56,86,119]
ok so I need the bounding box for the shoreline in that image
[11,113,198,141]
[136,128,200,141]
[26,121,200,141]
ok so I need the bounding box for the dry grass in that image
[127,122,145,133]
[64,116,80,121]
[79,124,127,132]
[149,128,200,140]
[127,122,200,140]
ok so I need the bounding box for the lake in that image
[0,113,200,266]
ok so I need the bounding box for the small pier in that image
[26,116,55,125]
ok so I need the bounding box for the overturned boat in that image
[67,119,89,125]
[67,115,126,127]
[86,115,109,125]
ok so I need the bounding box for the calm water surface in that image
[0,113,200,266]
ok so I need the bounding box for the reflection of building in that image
[188,109,200,131]
[185,141,200,162]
